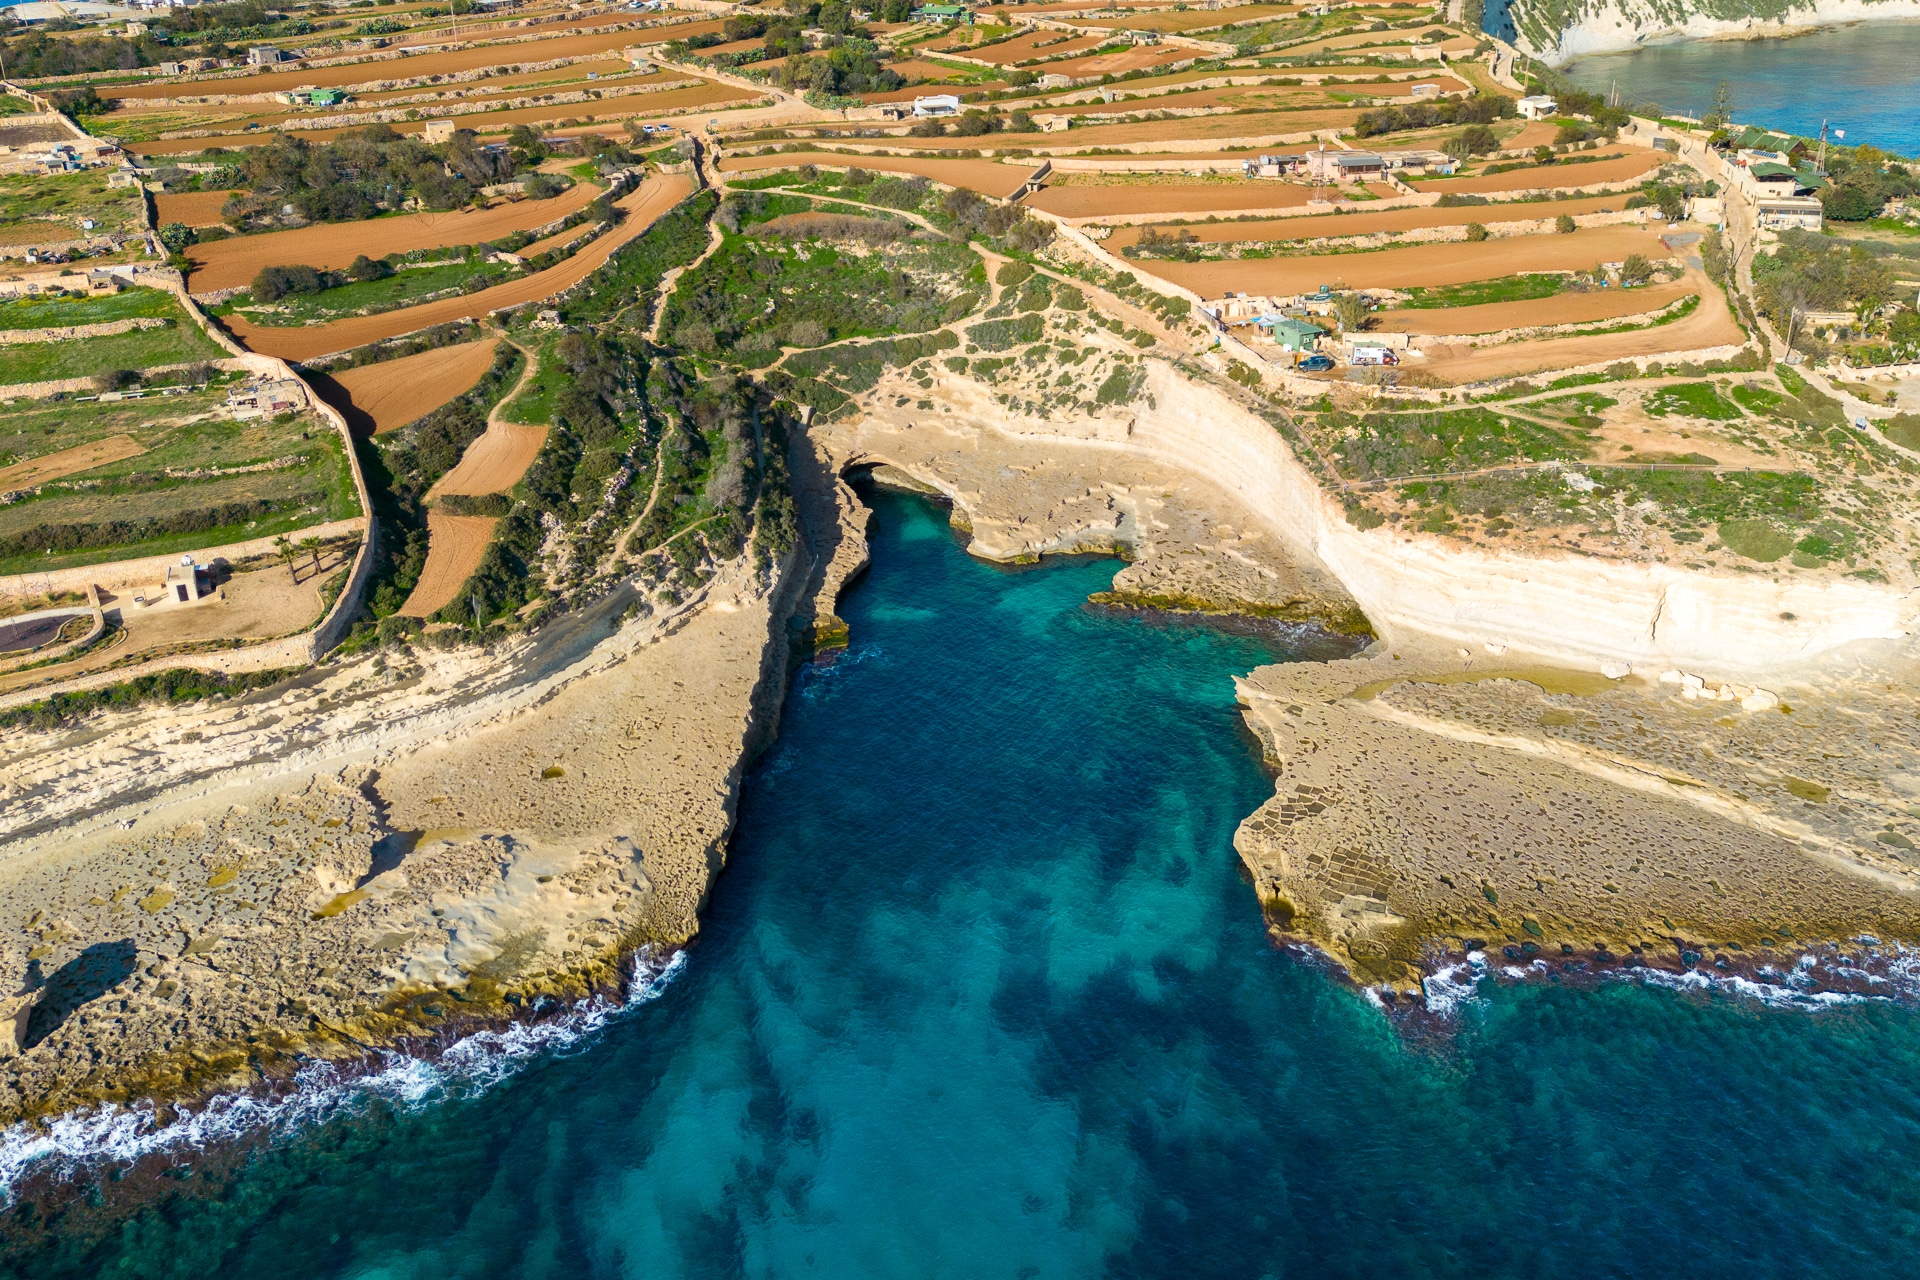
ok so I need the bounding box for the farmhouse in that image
[1254,315,1326,353]
[1756,194,1824,232]
[1305,149,1383,182]
[912,94,962,118]
[1516,94,1556,120]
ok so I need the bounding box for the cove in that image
[9,484,1920,1278]
[1559,20,1920,157]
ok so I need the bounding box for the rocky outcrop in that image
[1496,0,1920,63]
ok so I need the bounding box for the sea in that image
[1559,19,1920,158]
[5,483,1920,1277]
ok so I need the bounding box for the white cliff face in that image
[1121,363,1916,681]
[1504,0,1920,63]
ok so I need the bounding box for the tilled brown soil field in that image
[1410,151,1665,195]
[152,191,235,228]
[1103,194,1636,248]
[1376,278,1694,335]
[1028,179,1397,219]
[1418,271,1744,382]
[104,25,692,101]
[321,339,499,435]
[187,184,602,294]
[1140,225,1673,296]
[397,511,497,618]
[227,173,695,360]
[719,152,1030,198]
[431,422,549,496]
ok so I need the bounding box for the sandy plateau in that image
[0,541,813,1122]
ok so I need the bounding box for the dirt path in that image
[1142,225,1673,297]
[1418,271,1745,383]
[186,184,604,295]
[318,339,499,435]
[397,512,498,619]
[0,436,146,488]
[225,173,697,361]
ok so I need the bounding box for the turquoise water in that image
[9,485,1920,1276]
[1559,21,1920,157]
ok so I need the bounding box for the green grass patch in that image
[497,335,566,427]
[1729,382,1786,414]
[235,259,520,325]
[1716,517,1795,563]
[1398,274,1568,311]
[0,287,180,332]
[0,170,138,239]
[1325,406,1591,481]
[0,303,229,385]
[1642,382,1745,421]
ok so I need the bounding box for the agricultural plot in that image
[185,184,604,294]
[227,257,528,327]
[1137,226,1673,298]
[0,291,229,387]
[226,173,694,360]
[1030,177,1395,220]
[0,171,140,245]
[1106,194,1634,252]
[317,339,501,436]
[0,386,359,575]
[719,153,1030,199]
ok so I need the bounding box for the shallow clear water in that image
[1559,21,1920,157]
[10,486,1920,1277]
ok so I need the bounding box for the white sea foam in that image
[0,949,685,1202]
[1420,951,1487,1018]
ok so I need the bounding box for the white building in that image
[911,94,961,118]
[1756,195,1824,232]
[1516,95,1556,120]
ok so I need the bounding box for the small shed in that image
[1255,316,1326,352]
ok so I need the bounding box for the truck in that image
[1349,345,1398,366]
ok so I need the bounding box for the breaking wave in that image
[1416,942,1920,1019]
[0,949,686,1203]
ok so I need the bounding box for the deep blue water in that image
[9,485,1920,1277]
[1560,20,1920,157]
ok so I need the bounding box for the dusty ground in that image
[1143,225,1673,296]
[718,152,1031,199]
[1408,151,1664,196]
[187,185,603,295]
[1102,194,1636,249]
[0,436,146,489]
[1418,270,1744,382]
[1030,179,1397,219]
[1377,278,1694,336]
[397,512,497,619]
[0,549,349,698]
[0,542,803,1123]
[432,423,548,497]
[321,339,500,435]
[227,174,695,360]
[1234,656,1920,995]
[150,191,233,230]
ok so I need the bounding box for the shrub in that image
[1464,222,1489,242]
[1717,518,1795,563]
[253,263,324,301]
[348,254,392,282]
[1555,213,1576,234]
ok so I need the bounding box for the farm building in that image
[912,94,962,118]
[1304,149,1383,181]
[1756,195,1823,232]
[1516,95,1556,120]
[1254,316,1326,353]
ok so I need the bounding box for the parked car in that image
[1297,354,1335,372]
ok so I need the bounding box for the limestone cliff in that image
[1490,0,1920,62]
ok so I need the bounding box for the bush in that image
[1555,213,1576,234]
[437,493,511,517]
[1717,518,1795,563]
[348,254,392,282]
[253,263,324,301]
[158,222,197,253]
[1464,222,1489,242]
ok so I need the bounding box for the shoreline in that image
[1542,5,1920,66]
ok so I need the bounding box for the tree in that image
[347,254,390,282]
[158,222,196,253]
[1891,309,1920,353]
[1619,253,1653,285]
[1555,213,1576,234]
[1332,293,1370,333]
[881,0,911,18]
[1703,78,1734,131]
[300,536,323,573]
[275,534,298,581]
[1534,144,1557,166]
